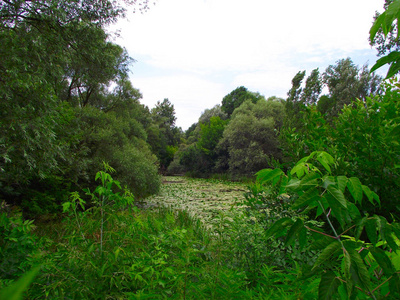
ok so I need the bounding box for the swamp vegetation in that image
[2,0,400,299]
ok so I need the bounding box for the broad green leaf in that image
[347,249,370,291]
[392,250,400,271]
[327,185,347,208]
[318,270,340,300]
[285,218,304,246]
[362,185,380,205]
[300,172,321,187]
[370,12,387,42]
[312,240,342,271]
[291,162,307,178]
[292,187,320,210]
[326,196,347,229]
[265,217,293,239]
[347,177,363,204]
[316,152,334,174]
[347,202,361,220]
[336,176,348,193]
[387,59,400,78]
[365,218,378,246]
[256,168,283,184]
[389,273,400,295]
[384,228,399,251]
[370,51,400,73]
[285,178,300,190]
[0,266,40,300]
[355,217,367,240]
[369,248,396,276]
[322,176,336,189]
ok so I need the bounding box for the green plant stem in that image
[317,200,341,242]
[73,205,87,243]
[100,196,104,255]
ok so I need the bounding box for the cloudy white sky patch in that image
[111,0,385,129]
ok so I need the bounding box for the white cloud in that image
[109,0,385,129]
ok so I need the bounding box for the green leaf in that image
[327,185,347,208]
[265,217,293,239]
[256,168,283,184]
[347,249,370,291]
[389,273,400,295]
[292,187,320,210]
[355,217,367,240]
[316,152,334,174]
[347,202,361,220]
[291,162,307,178]
[318,270,340,300]
[300,172,321,187]
[370,12,387,42]
[336,176,348,193]
[299,226,308,250]
[313,240,342,271]
[370,51,400,73]
[285,218,304,246]
[369,248,396,276]
[362,185,380,205]
[0,266,40,300]
[62,202,71,213]
[365,218,378,246]
[387,59,400,78]
[347,177,363,204]
[391,250,400,271]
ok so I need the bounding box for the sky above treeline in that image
[110,0,386,130]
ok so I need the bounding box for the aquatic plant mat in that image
[145,176,248,229]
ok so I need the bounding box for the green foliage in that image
[0,266,40,300]
[218,98,284,178]
[149,99,182,171]
[0,207,42,287]
[221,86,264,117]
[281,81,400,218]
[258,151,400,299]
[370,0,400,77]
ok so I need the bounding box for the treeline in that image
[169,58,399,217]
[0,0,180,217]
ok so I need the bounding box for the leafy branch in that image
[257,151,400,299]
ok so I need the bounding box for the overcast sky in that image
[110,0,386,130]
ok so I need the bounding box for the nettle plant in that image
[257,151,400,299]
[63,163,134,254]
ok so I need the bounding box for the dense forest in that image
[1,0,400,299]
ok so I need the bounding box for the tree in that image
[221,86,264,117]
[198,105,228,125]
[322,58,381,116]
[301,68,322,106]
[370,0,400,57]
[0,0,160,215]
[149,99,182,171]
[218,99,284,177]
[285,69,322,129]
[370,0,400,78]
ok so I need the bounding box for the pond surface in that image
[145,176,249,229]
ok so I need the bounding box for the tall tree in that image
[149,99,182,171]
[322,58,381,116]
[221,86,264,117]
[301,68,322,106]
[218,99,284,177]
